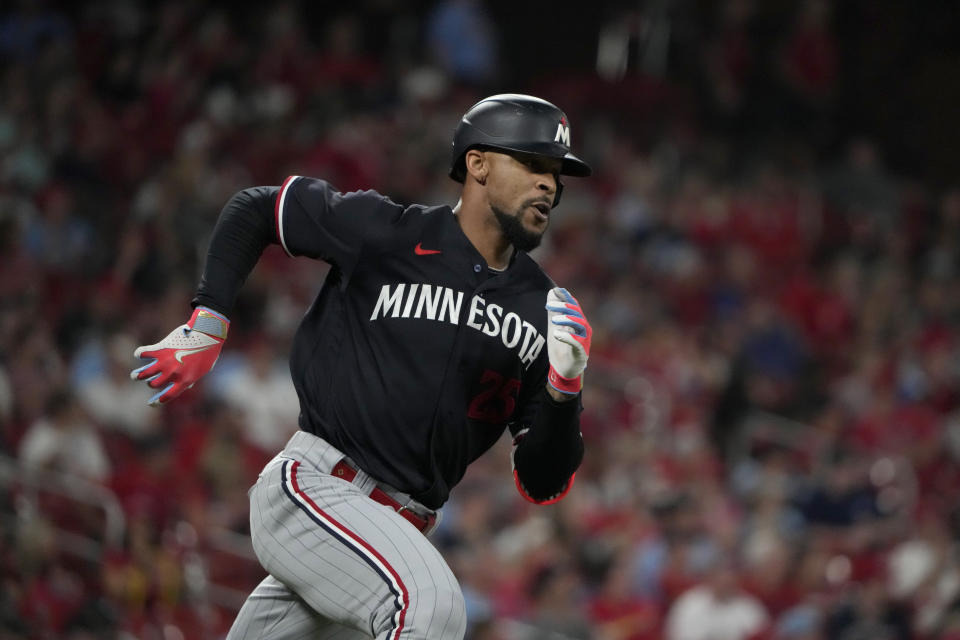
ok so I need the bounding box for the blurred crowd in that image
[3,1,960,639]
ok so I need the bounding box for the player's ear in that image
[464,149,488,186]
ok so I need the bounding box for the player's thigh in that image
[227,575,369,640]
[249,457,466,639]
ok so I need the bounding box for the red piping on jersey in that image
[289,461,410,639]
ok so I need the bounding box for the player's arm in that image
[193,186,278,315]
[510,389,584,504]
[130,186,278,406]
[131,178,399,406]
[509,287,591,504]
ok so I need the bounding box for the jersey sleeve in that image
[508,385,584,505]
[502,282,583,504]
[275,175,404,276]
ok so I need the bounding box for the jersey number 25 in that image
[468,369,521,424]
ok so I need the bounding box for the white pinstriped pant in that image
[226,431,466,639]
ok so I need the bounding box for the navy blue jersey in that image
[274,176,561,509]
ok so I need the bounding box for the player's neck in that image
[453,199,513,269]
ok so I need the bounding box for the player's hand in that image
[545,287,591,395]
[130,306,229,407]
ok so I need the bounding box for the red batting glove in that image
[545,287,592,395]
[130,306,229,406]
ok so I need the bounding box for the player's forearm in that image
[546,384,578,402]
[512,388,583,502]
[192,186,279,315]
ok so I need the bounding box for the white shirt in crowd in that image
[19,416,111,483]
[666,584,769,640]
[216,359,300,452]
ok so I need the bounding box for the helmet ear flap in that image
[451,155,466,183]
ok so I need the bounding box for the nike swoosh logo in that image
[174,344,216,363]
[414,243,442,256]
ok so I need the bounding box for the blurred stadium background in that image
[3,1,960,638]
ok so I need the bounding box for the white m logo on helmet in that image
[554,117,571,146]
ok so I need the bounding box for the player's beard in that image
[492,203,545,252]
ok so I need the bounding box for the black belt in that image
[331,460,436,534]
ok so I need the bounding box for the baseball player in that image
[131,94,593,639]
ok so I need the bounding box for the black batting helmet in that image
[449,94,591,206]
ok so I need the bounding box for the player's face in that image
[485,151,562,250]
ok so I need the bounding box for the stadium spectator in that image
[18,388,110,483]
[664,556,769,640]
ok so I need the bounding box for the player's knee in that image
[428,581,466,637]
[378,580,466,639]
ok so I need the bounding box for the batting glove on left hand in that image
[130,306,229,406]
[545,287,591,395]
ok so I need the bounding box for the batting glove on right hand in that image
[545,287,591,395]
[130,306,229,407]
